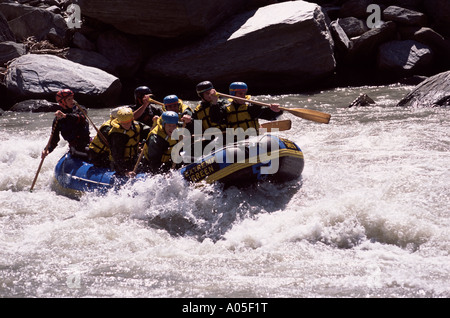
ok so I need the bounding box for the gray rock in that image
[377,40,434,74]
[413,27,450,63]
[0,41,26,65]
[397,70,450,107]
[96,30,143,78]
[71,32,96,51]
[0,3,67,44]
[65,48,116,76]
[5,54,122,108]
[145,1,336,91]
[330,20,352,53]
[339,0,373,19]
[10,99,60,112]
[383,5,427,26]
[424,0,450,37]
[78,0,245,38]
[348,21,397,64]
[337,17,369,38]
[0,12,15,42]
[348,94,375,108]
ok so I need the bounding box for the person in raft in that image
[141,111,183,173]
[107,106,151,177]
[192,81,228,133]
[87,106,129,167]
[130,86,162,128]
[41,89,90,160]
[225,81,283,134]
[161,94,193,132]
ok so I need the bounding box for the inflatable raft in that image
[180,134,304,187]
[53,134,304,195]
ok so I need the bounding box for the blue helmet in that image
[161,111,179,125]
[163,95,179,106]
[229,82,248,96]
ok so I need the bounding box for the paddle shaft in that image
[217,92,331,124]
[149,98,164,107]
[76,104,109,147]
[30,119,58,192]
[133,146,145,174]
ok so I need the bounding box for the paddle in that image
[76,103,109,147]
[30,119,58,192]
[217,92,331,124]
[149,98,164,107]
[133,145,146,174]
[259,119,291,132]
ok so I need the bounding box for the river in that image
[0,84,449,299]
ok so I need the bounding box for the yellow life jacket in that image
[162,99,192,115]
[194,102,226,131]
[226,95,259,130]
[158,99,193,127]
[88,119,113,154]
[107,121,142,162]
[143,120,178,163]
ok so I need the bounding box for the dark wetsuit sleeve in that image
[209,100,228,126]
[248,104,283,121]
[145,134,168,172]
[47,118,61,153]
[150,106,163,117]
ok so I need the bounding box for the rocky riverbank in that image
[1,0,449,110]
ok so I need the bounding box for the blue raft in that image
[180,134,304,187]
[53,134,304,194]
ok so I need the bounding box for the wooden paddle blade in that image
[259,119,292,132]
[280,107,331,124]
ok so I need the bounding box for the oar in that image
[76,103,109,147]
[133,145,146,174]
[217,92,331,124]
[149,98,164,107]
[30,119,58,192]
[259,119,291,132]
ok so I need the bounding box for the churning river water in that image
[0,84,449,299]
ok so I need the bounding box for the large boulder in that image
[377,40,434,75]
[383,6,427,26]
[65,48,116,76]
[96,30,144,78]
[0,12,15,42]
[424,0,450,37]
[10,99,60,112]
[78,0,245,39]
[397,70,450,107]
[5,54,122,108]
[0,41,26,65]
[347,21,397,65]
[145,1,336,93]
[0,3,67,46]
